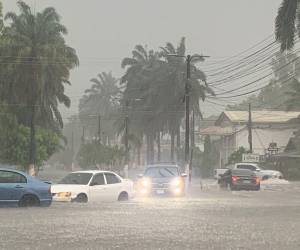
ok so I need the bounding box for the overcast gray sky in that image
[2,0,283,118]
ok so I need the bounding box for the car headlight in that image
[140,178,151,188]
[57,192,71,198]
[171,178,183,187]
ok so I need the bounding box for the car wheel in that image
[75,193,88,203]
[18,195,40,207]
[118,192,129,201]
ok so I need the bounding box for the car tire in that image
[118,192,129,201]
[254,185,260,191]
[75,193,88,203]
[18,194,40,207]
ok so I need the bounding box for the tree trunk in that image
[157,132,161,162]
[170,130,175,161]
[28,104,36,175]
[137,146,141,166]
[150,133,155,163]
[176,126,181,161]
[191,111,195,149]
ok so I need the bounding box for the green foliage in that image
[227,147,250,165]
[77,143,125,171]
[201,135,217,177]
[0,111,61,168]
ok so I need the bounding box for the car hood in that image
[51,184,88,193]
[150,177,177,184]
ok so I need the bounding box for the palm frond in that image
[275,0,298,51]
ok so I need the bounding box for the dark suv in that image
[137,164,187,196]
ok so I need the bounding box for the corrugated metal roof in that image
[222,111,300,124]
[200,126,234,136]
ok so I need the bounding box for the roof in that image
[216,111,300,125]
[73,170,116,174]
[285,137,300,152]
[200,126,235,136]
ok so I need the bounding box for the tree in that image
[77,143,125,172]
[1,1,78,173]
[0,110,61,171]
[79,71,120,142]
[160,38,213,161]
[201,135,217,177]
[275,0,300,51]
[227,147,250,165]
[285,78,300,110]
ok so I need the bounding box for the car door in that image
[88,173,107,202]
[104,173,122,201]
[0,170,27,203]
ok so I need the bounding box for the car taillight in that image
[232,176,239,182]
[255,176,260,184]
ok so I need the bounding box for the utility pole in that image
[248,103,253,153]
[71,130,74,171]
[167,53,209,184]
[124,101,129,166]
[185,55,191,165]
[81,126,85,144]
[191,110,195,149]
[98,115,101,144]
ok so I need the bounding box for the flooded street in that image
[1,183,300,250]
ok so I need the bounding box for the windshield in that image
[144,167,179,178]
[58,173,92,185]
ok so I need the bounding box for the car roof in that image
[71,170,117,175]
[146,164,179,168]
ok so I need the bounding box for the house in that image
[200,111,300,168]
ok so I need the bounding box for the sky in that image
[2,0,283,118]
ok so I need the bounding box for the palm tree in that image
[121,45,163,163]
[285,78,300,110]
[79,71,120,142]
[160,38,213,161]
[1,1,78,173]
[275,0,300,51]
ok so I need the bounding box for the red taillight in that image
[255,177,260,184]
[232,176,239,182]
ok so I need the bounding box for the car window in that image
[237,164,256,171]
[144,167,179,178]
[105,173,121,184]
[90,174,105,186]
[0,171,26,184]
[58,173,92,185]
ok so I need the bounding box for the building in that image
[200,111,300,168]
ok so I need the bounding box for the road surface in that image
[0,182,300,250]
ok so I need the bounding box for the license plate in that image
[243,180,251,184]
[156,190,165,194]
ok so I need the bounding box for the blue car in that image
[0,168,52,207]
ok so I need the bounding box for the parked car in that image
[137,164,187,196]
[51,170,134,203]
[218,169,260,191]
[234,163,283,180]
[214,168,230,180]
[0,168,52,207]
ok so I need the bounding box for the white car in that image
[234,163,283,180]
[51,170,134,203]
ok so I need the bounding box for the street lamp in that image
[167,54,209,183]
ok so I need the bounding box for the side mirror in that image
[181,173,187,178]
[137,174,143,178]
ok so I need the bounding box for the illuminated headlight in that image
[141,178,151,188]
[57,192,71,198]
[171,178,183,187]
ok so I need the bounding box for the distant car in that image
[51,170,134,203]
[0,168,52,207]
[218,169,260,191]
[137,164,187,196]
[214,168,229,180]
[234,163,283,180]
